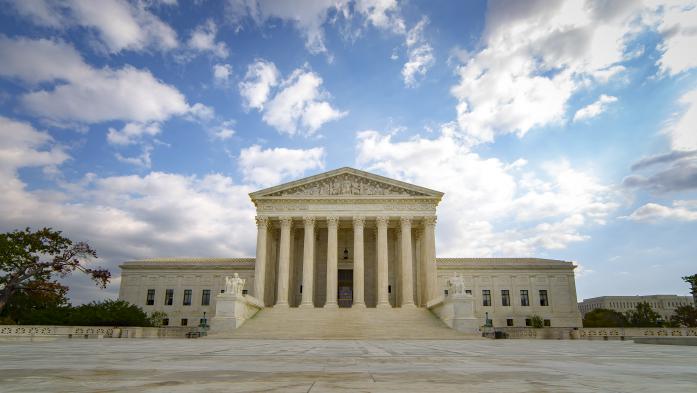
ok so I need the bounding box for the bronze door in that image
[338,269,353,308]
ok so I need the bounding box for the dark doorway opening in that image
[338,269,353,308]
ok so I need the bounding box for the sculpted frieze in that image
[265,173,429,197]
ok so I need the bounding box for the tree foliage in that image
[670,304,697,327]
[0,227,110,313]
[583,308,628,327]
[529,315,543,328]
[625,302,662,327]
[683,274,697,303]
[11,300,152,327]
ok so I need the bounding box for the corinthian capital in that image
[376,216,389,228]
[255,216,269,228]
[302,216,315,227]
[279,217,293,228]
[400,216,412,227]
[352,216,365,227]
[326,216,339,227]
[423,216,437,227]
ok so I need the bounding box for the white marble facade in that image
[118,168,583,328]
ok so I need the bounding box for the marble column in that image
[254,216,269,305]
[352,216,366,308]
[300,216,315,308]
[400,216,415,307]
[325,216,339,308]
[275,217,292,307]
[376,216,390,308]
[423,216,437,304]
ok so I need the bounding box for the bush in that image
[530,315,543,328]
[583,308,628,327]
[68,300,152,326]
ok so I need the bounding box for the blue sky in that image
[1,0,696,304]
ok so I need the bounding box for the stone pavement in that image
[0,339,695,392]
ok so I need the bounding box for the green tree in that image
[669,305,697,327]
[0,280,69,324]
[682,274,697,305]
[67,300,151,327]
[0,227,110,314]
[625,302,662,327]
[148,311,168,327]
[529,315,543,328]
[582,308,628,327]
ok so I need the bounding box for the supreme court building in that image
[119,168,582,333]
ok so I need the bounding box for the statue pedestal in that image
[209,294,263,334]
[428,294,480,335]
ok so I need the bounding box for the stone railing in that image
[488,326,697,339]
[0,325,198,339]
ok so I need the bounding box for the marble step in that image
[209,307,481,339]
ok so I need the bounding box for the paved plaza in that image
[0,339,696,392]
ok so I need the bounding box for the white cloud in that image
[226,0,348,54]
[238,144,325,187]
[354,0,405,34]
[187,19,229,58]
[107,122,161,146]
[240,60,346,136]
[402,17,434,87]
[0,116,70,174]
[654,1,697,76]
[213,63,233,85]
[450,0,644,144]
[624,200,697,222]
[238,59,279,110]
[115,145,153,168]
[573,94,618,122]
[9,0,178,53]
[213,120,236,140]
[356,127,618,256]
[0,36,196,125]
[0,117,258,303]
[665,88,697,151]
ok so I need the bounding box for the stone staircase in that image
[207,307,480,339]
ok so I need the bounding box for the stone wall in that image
[489,326,697,339]
[0,325,197,339]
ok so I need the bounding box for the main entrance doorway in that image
[337,269,353,308]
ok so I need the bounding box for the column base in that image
[299,302,315,309]
[376,302,392,309]
[324,302,338,309]
[352,302,366,309]
[274,302,289,308]
[401,303,416,309]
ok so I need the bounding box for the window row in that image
[160,317,207,327]
[504,318,551,327]
[481,289,549,307]
[146,289,212,306]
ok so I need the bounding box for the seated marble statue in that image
[446,273,466,297]
[224,273,246,297]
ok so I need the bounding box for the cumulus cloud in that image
[239,59,346,136]
[356,128,617,256]
[624,200,697,222]
[354,0,405,34]
[107,122,161,146]
[9,0,178,53]
[115,145,153,168]
[573,94,618,122]
[238,144,325,187]
[654,1,697,76]
[0,35,200,126]
[0,116,258,303]
[186,19,229,58]
[623,151,697,192]
[212,120,236,140]
[213,63,233,85]
[402,17,434,87]
[665,88,697,151]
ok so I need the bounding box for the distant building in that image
[578,295,694,321]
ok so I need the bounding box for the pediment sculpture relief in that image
[267,174,428,197]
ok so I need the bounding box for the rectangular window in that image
[520,290,529,306]
[164,289,174,306]
[482,290,491,306]
[501,290,510,306]
[146,289,155,305]
[539,290,549,306]
[162,318,169,326]
[506,318,514,326]
[525,318,531,326]
[201,289,211,306]
[220,289,225,293]
[543,319,551,327]
[183,289,192,306]
[200,318,206,326]
[181,318,188,327]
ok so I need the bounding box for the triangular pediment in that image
[250,167,443,199]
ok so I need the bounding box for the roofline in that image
[249,167,444,199]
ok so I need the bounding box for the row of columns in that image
[254,215,437,308]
